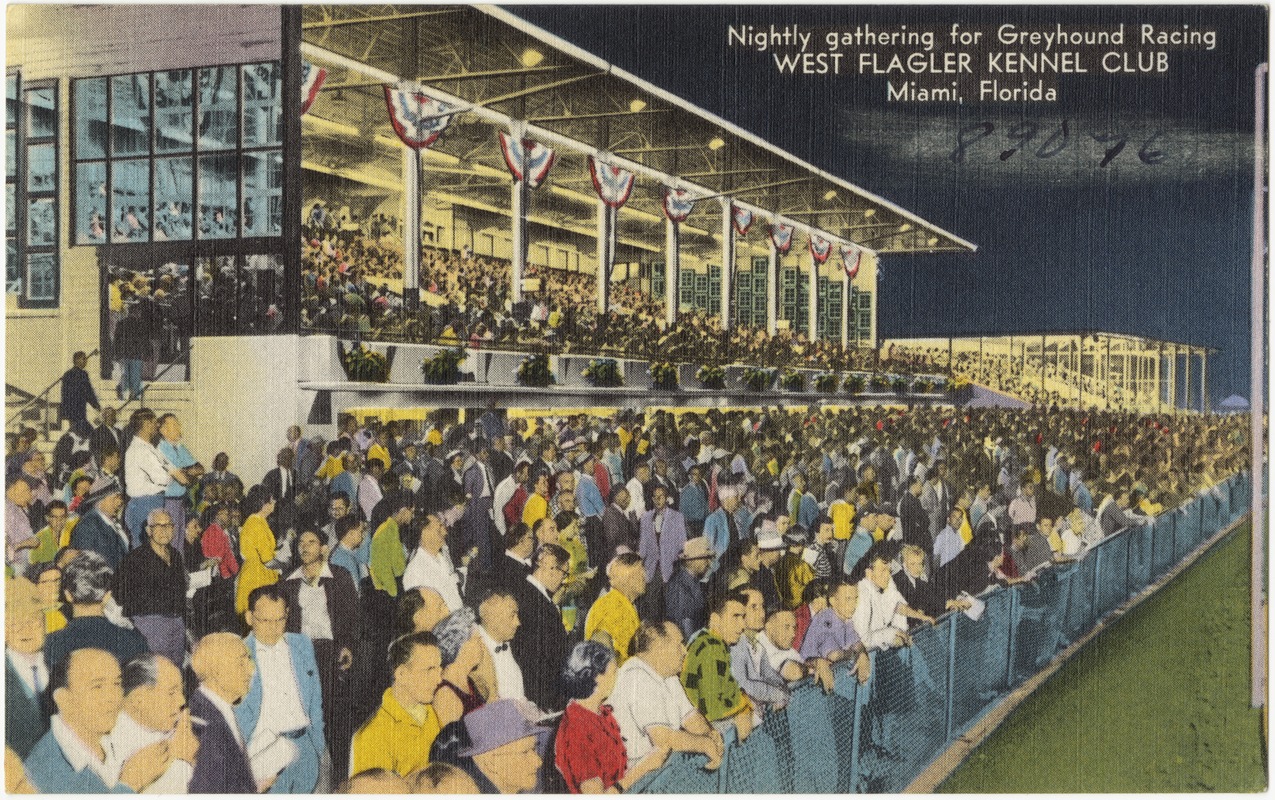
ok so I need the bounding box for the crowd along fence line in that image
[627,472,1252,794]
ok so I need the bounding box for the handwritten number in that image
[951,121,994,165]
[1090,131,1128,168]
[1000,121,1038,161]
[1138,130,1166,165]
[1035,120,1070,158]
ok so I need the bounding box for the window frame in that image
[7,70,61,309]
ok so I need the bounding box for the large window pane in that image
[110,158,149,242]
[198,153,237,238]
[6,239,19,293]
[26,197,54,246]
[111,74,150,156]
[75,161,107,244]
[242,150,281,237]
[26,142,54,193]
[154,70,193,153]
[24,87,56,138]
[153,156,192,241]
[197,66,237,151]
[25,253,56,301]
[6,184,14,235]
[5,131,14,178]
[6,74,17,130]
[242,62,281,148]
[74,77,108,159]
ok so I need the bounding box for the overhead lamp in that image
[863,208,876,218]
[708,137,726,151]
[927,237,938,246]
[629,98,647,112]
[823,190,837,201]
[898,223,912,233]
[521,49,545,68]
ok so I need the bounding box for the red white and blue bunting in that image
[498,132,556,189]
[731,205,753,236]
[770,222,794,254]
[809,235,832,264]
[841,243,862,279]
[662,188,695,223]
[383,85,455,150]
[301,62,326,115]
[588,157,636,209]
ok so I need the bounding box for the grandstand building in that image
[5,4,975,479]
[885,333,1217,414]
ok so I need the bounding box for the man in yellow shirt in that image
[350,631,444,778]
[584,552,645,662]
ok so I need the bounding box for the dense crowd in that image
[300,237,886,371]
[4,379,1248,793]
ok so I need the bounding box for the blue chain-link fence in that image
[628,473,1250,794]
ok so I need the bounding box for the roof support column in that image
[510,154,527,305]
[808,251,819,342]
[1183,348,1191,413]
[664,217,679,327]
[1200,351,1209,413]
[596,199,613,316]
[766,241,778,337]
[719,197,733,331]
[841,273,850,349]
[401,148,421,310]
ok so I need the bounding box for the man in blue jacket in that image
[236,584,326,793]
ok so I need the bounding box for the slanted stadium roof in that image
[300,4,977,256]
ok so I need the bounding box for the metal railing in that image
[5,348,99,438]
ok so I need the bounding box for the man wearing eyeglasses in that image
[114,508,188,668]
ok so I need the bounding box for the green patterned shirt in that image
[680,628,749,722]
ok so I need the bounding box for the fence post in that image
[944,616,958,742]
[1090,543,1104,623]
[1006,587,1019,686]
[847,657,871,792]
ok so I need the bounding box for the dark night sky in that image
[506,5,1266,404]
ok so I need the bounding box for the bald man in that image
[189,633,257,793]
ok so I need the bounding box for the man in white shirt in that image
[609,620,723,770]
[357,458,385,521]
[854,551,935,650]
[237,585,326,793]
[625,462,650,519]
[124,409,188,546]
[492,461,530,536]
[403,511,464,611]
[932,508,966,570]
[111,653,198,793]
[475,587,526,703]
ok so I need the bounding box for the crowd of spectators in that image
[4,385,1248,793]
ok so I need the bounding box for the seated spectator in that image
[665,536,714,640]
[44,552,147,670]
[585,552,645,662]
[23,562,68,634]
[681,590,754,740]
[799,579,870,682]
[554,641,669,793]
[67,476,129,572]
[610,621,725,771]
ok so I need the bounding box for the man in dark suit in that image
[281,530,360,780]
[190,632,258,794]
[496,522,535,592]
[487,435,515,490]
[262,447,300,544]
[601,486,637,566]
[58,351,100,433]
[920,461,954,541]
[88,406,124,465]
[6,577,49,759]
[68,476,130,571]
[898,476,931,551]
[510,543,574,713]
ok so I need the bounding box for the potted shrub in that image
[649,361,679,391]
[340,341,390,383]
[779,368,806,392]
[891,375,909,394]
[420,348,466,385]
[913,378,935,393]
[582,358,623,387]
[869,374,889,392]
[696,364,726,390]
[741,366,774,392]
[517,353,555,387]
[814,372,839,394]
[844,374,866,395]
